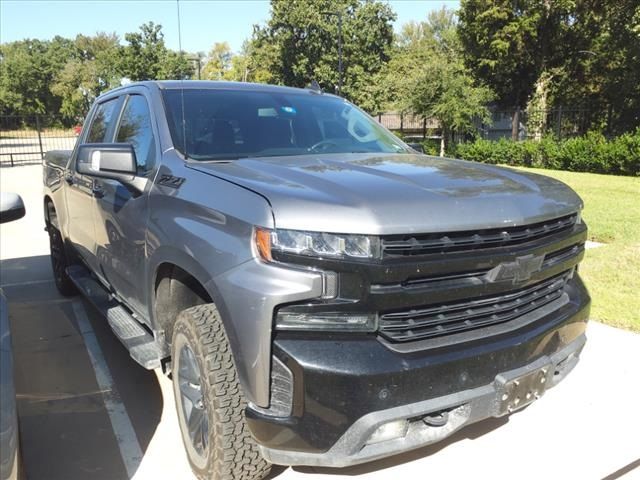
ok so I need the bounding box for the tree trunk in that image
[439,128,446,157]
[511,108,520,141]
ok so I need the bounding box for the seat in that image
[257,117,293,151]
[195,119,235,156]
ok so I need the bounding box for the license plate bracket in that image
[495,363,551,416]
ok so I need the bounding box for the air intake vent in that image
[381,214,578,257]
[379,271,571,343]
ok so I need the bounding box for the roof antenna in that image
[307,79,322,93]
[176,0,188,159]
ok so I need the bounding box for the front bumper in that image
[246,277,590,468]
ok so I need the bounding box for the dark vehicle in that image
[1,192,26,480]
[43,81,590,479]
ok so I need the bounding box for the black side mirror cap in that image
[77,143,137,183]
[0,192,26,224]
[407,142,425,154]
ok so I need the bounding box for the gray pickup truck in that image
[43,81,590,480]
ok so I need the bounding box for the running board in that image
[66,265,163,369]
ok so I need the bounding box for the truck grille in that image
[381,214,578,257]
[378,271,570,343]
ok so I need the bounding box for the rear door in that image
[66,96,122,273]
[92,90,159,318]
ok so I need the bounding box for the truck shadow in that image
[2,254,164,480]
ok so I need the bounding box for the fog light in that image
[366,420,409,445]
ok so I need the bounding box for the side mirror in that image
[407,142,425,154]
[77,143,137,183]
[0,192,26,224]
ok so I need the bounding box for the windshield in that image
[162,88,409,160]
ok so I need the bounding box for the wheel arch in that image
[44,195,57,226]
[148,250,233,350]
[152,261,213,342]
[149,250,260,402]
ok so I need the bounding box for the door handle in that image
[91,182,104,198]
[64,173,74,185]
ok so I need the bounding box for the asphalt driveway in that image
[1,165,638,480]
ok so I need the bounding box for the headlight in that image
[255,228,379,261]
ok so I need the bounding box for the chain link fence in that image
[0,115,79,167]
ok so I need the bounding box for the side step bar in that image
[67,265,163,369]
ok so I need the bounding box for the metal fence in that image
[375,108,591,141]
[478,108,590,141]
[376,112,440,139]
[0,115,79,167]
[0,108,592,167]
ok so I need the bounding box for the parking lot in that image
[1,164,639,480]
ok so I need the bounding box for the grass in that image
[517,167,640,332]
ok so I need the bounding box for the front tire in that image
[46,209,77,297]
[172,304,271,480]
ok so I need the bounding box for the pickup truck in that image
[43,81,590,480]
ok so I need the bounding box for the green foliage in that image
[0,36,76,115]
[549,0,640,135]
[419,138,440,156]
[458,0,573,111]
[454,131,640,176]
[119,22,193,81]
[458,0,640,136]
[247,0,395,110]
[379,8,493,155]
[0,23,192,119]
[202,42,232,80]
[50,33,121,121]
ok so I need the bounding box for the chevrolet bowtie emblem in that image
[486,254,546,284]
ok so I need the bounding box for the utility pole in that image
[323,10,344,96]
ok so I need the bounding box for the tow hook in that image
[423,410,449,427]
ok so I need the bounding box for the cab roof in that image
[102,80,331,98]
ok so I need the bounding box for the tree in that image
[51,33,121,120]
[247,0,395,110]
[0,24,194,120]
[202,42,232,80]
[50,60,99,120]
[458,0,574,139]
[0,36,77,115]
[119,22,193,81]
[380,8,493,156]
[550,0,640,134]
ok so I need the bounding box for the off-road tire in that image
[46,206,77,297]
[172,304,271,480]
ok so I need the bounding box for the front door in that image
[92,92,158,318]
[65,97,121,273]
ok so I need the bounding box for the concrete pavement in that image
[1,165,638,480]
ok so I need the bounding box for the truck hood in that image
[188,153,583,235]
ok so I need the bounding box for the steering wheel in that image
[308,139,339,153]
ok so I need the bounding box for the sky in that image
[0,0,460,54]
